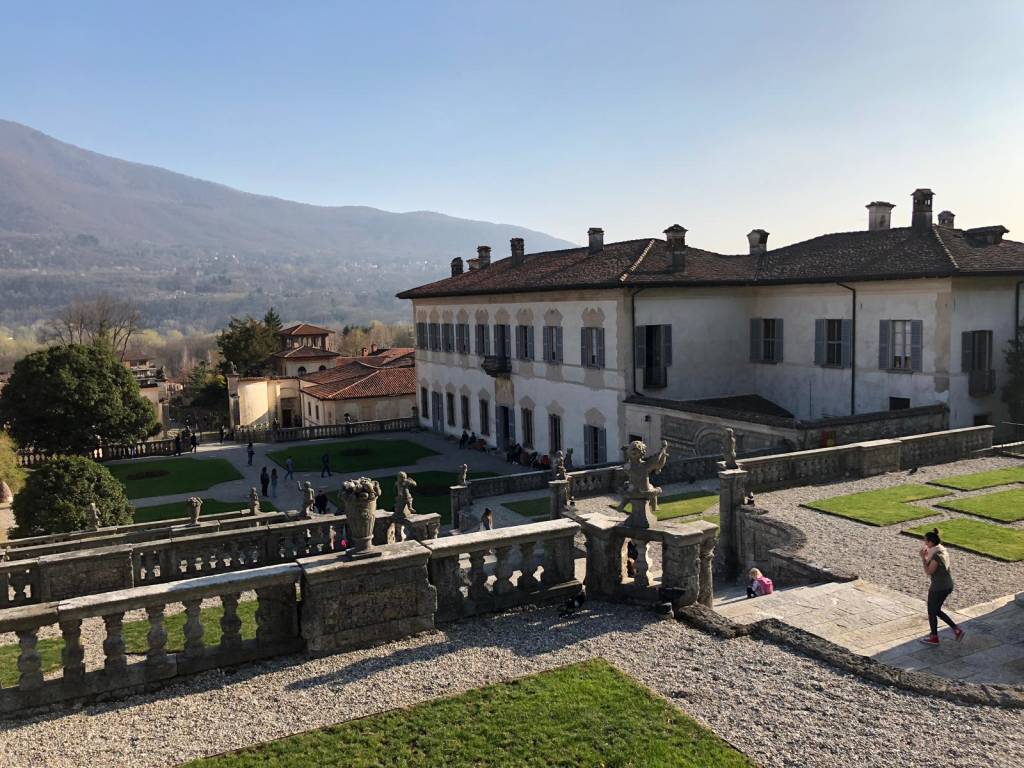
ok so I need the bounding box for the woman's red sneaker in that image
[918,634,940,646]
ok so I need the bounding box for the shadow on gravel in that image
[284,602,658,692]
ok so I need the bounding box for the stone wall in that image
[467,470,551,500]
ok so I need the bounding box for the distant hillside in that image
[0,120,574,330]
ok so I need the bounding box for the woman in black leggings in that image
[918,528,965,646]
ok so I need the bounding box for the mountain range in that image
[0,119,573,331]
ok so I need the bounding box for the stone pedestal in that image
[298,541,436,655]
[548,479,569,520]
[449,484,471,529]
[717,468,748,578]
[623,493,658,529]
[36,545,134,602]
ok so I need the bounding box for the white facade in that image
[412,289,629,463]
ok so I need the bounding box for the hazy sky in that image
[3,1,1024,252]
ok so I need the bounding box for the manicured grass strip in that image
[133,498,278,523]
[328,471,497,525]
[267,438,438,474]
[613,491,719,522]
[0,600,258,686]
[935,488,1024,522]
[182,659,753,768]
[109,458,244,499]
[903,518,1024,562]
[928,466,1024,491]
[503,497,550,518]
[803,484,951,526]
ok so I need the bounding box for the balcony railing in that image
[481,355,512,377]
[968,368,996,397]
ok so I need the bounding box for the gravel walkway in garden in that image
[760,455,1024,609]
[1,602,1020,768]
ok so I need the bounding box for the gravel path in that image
[761,456,1024,609]
[1,602,1020,768]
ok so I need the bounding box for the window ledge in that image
[884,368,917,375]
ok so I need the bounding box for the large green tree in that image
[12,456,132,537]
[0,344,157,454]
[217,316,279,375]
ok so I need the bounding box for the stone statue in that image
[340,476,382,555]
[394,471,417,520]
[228,361,238,375]
[457,463,469,487]
[564,447,574,470]
[618,439,669,528]
[249,486,261,515]
[553,450,567,481]
[302,481,316,518]
[724,428,738,469]
[187,497,203,526]
[89,501,101,530]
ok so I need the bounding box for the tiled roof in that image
[398,225,1024,299]
[271,345,342,360]
[299,348,415,401]
[279,322,334,336]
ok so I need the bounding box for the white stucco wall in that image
[412,290,628,461]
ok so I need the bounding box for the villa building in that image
[271,323,341,376]
[398,189,1024,461]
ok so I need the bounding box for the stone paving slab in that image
[716,579,1024,684]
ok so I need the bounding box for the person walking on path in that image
[247,442,255,466]
[190,433,199,453]
[260,467,270,497]
[218,424,224,443]
[314,488,329,514]
[918,528,965,645]
[284,456,295,480]
[270,468,278,498]
[174,433,182,456]
[320,451,331,478]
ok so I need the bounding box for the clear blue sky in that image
[3,1,1024,252]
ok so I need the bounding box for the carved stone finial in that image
[249,487,261,515]
[394,471,417,520]
[302,481,316,518]
[553,450,567,481]
[457,463,469,487]
[186,497,203,526]
[89,502,101,530]
[724,428,738,469]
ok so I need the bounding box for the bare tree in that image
[48,296,141,360]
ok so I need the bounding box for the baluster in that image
[467,550,489,603]
[59,618,86,684]
[102,612,128,676]
[145,604,171,673]
[10,569,30,603]
[518,541,538,592]
[493,546,514,595]
[182,599,205,658]
[16,628,43,691]
[220,593,243,650]
[634,540,651,588]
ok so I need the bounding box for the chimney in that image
[965,225,1009,245]
[360,347,368,356]
[911,188,934,231]
[663,225,687,271]
[371,343,379,353]
[450,257,464,277]
[866,201,895,231]
[510,237,525,266]
[938,210,955,228]
[747,229,769,256]
[467,258,479,271]
[588,227,604,254]
[476,245,491,268]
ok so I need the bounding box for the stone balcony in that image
[481,355,512,377]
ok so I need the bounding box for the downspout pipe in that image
[837,282,856,416]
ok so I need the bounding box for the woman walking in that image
[260,466,270,497]
[919,529,965,645]
[270,468,279,498]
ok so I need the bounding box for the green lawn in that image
[803,484,951,526]
[328,471,497,525]
[929,466,1024,491]
[266,439,438,474]
[0,600,258,687]
[613,491,719,522]
[935,488,1024,522]
[133,498,279,524]
[108,458,244,500]
[903,518,1024,562]
[503,497,550,518]
[182,659,753,768]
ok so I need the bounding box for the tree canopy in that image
[12,456,133,537]
[217,315,280,375]
[0,344,158,454]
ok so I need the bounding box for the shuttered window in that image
[494,324,512,359]
[460,395,471,429]
[522,408,534,448]
[455,323,470,354]
[516,325,535,360]
[420,387,429,418]
[814,319,852,368]
[542,326,564,363]
[749,318,783,363]
[441,323,455,353]
[583,425,607,465]
[879,320,923,371]
[428,323,441,351]
[415,322,428,350]
[581,327,606,368]
[962,330,993,372]
[479,399,490,435]
[446,392,455,426]
[548,413,562,453]
[475,323,491,355]
[635,324,672,388]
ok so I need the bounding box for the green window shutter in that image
[841,319,853,369]
[749,319,762,362]
[910,320,924,372]
[814,319,826,366]
[878,320,890,369]
[634,325,646,368]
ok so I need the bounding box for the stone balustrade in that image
[0,563,302,716]
[567,466,623,499]
[422,519,581,622]
[234,416,416,444]
[17,438,178,468]
[2,511,441,607]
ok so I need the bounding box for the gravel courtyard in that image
[759,455,1024,609]
[1,602,1020,768]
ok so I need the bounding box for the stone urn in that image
[340,477,381,554]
